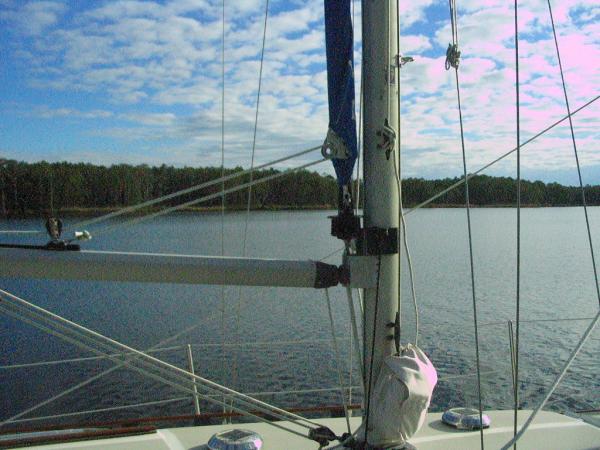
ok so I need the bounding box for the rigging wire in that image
[0,288,324,435]
[513,0,521,446]
[65,145,320,233]
[363,254,382,447]
[403,94,599,216]
[0,308,228,426]
[392,153,419,347]
[504,2,600,447]
[318,94,599,266]
[324,289,352,434]
[219,0,227,419]
[546,0,600,308]
[500,310,600,450]
[446,0,484,448]
[89,158,326,237]
[395,0,420,347]
[230,0,270,417]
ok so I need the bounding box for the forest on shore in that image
[1,160,599,217]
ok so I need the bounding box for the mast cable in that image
[513,0,522,446]
[395,0,420,347]
[500,311,600,450]
[0,289,323,431]
[392,154,419,347]
[231,0,270,417]
[65,146,320,233]
[219,0,227,419]
[546,0,600,308]
[446,0,484,447]
[91,158,325,236]
[403,95,599,216]
[363,254,382,446]
[504,1,600,446]
[324,289,352,434]
[0,308,230,426]
[318,93,599,266]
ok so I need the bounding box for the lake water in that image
[1,208,599,427]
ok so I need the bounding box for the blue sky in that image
[0,0,598,185]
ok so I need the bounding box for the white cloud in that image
[0,0,597,181]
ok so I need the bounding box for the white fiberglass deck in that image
[15,410,600,450]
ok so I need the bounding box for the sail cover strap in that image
[324,0,357,186]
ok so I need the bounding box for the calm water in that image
[1,208,599,427]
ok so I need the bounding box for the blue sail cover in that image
[324,0,358,186]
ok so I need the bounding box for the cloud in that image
[1,1,66,36]
[0,0,597,183]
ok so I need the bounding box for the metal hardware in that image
[45,217,62,240]
[357,227,399,256]
[308,425,338,446]
[207,429,263,450]
[395,54,414,68]
[376,119,396,159]
[321,128,350,160]
[331,210,361,241]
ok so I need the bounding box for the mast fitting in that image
[321,128,350,160]
[376,119,396,160]
[357,227,398,256]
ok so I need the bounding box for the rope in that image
[446,0,485,450]
[500,310,600,450]
[404,94,599,215]
[0,310,224,426]
[363,255,382,446]
[65,146,320,233]
[392,152,419,346]
[513,0,522,446]
[7,397,190,424]
[219,0,227,419]
[546,0,600,308]
[230,0,270,417]
[344,283,365,387]
[324,289,352,434]
[90,158,325,236]
[0,289,322,434]
[445,1,484,447]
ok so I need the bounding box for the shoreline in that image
[0,203,591,219]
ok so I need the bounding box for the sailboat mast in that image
[362,0,400,443]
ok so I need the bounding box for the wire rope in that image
[324,289,352,434]
[64,146,320,233]
[363,254,382,446]
[0,290,318,428]
[404,95,599,216]
[90,158,325,237]
[445,1,484,448]
[500,310,600,450]
[513,0,522,446]
[0,289,322,432]
[0,310,225,426]
[392,153,419,347]
[546,0,600,308]
[219,0,227,418]
[230,0,270,417]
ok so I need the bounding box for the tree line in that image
[0,160,599,217]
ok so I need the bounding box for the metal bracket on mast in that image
[357,226,398,256]
[376,119,396,160]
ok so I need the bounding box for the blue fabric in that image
[324,0,357,186]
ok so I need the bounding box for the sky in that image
[0,0,598,185]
